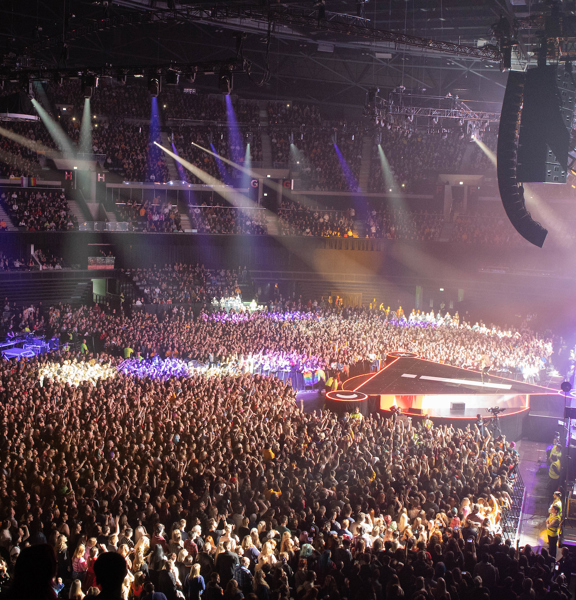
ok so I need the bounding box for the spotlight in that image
[219,68,233,95]
[289,132,294,144]
[165,69,179,86]
[148,77,161,97]
[82,73,98,99]
[332,130,337,145]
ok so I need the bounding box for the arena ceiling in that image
[0,0,561,111]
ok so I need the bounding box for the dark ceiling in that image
[0,0,552,110]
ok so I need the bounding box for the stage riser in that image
[529,394,564,418]
[523,414,562,442]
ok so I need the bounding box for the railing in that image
[500,464,525,542]
[79,221,130,231]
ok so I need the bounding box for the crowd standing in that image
[0,282,566,600]
[1,293,553,378]
[0,342,566,600]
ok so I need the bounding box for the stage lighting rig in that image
[165,69,179,86]
[81,73,98,99]
[148,76,160,97]
[363,87,384,123]
[219,66,233,95]
[370,89,500,134]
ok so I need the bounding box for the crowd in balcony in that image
[367,130,469,193]
[0,189,77,231]
[0,83,503,195]
[0,121,56,178]
[85,120,170,184]
[270,126,364,192]
[188,202,267,235]
[0,247,65,271]
[114,197,183,233]
[170,124,263,186]
[278,201,356,237]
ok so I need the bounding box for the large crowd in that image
[1,294,553,379]
[114,197,183,233]
[0,189,77,231]
[188,204,267,235]
[0,81,500,193]
[124,264,244,305]
[0,293,567,600]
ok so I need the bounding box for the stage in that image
[0,336,52,360]
[326,352,560,440]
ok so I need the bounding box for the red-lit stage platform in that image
[326,352,560,440]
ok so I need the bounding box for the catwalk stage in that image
[326,352,560,440]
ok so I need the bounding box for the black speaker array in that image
[517,66,575,183]
[497,70,548,248]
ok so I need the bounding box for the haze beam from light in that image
[225,95,244,166]
[155,141,394,299]
[79,98,92,156]
[0,125,56,156]
[192,141,322,212]
[0,146,42,175]
[154,141,260,213]
[524,183,573,248]
[31,99,76,157]
[473,138,497,168]
[378,144,401,196]
[147,97,162,182]
[334,145,360,193]
[171,142,188,182]
[242,143,251,190]
[210,142,232,185]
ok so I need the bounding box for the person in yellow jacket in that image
[547,504,561,558]
[549,456,561,488]
[551,491,563,519]
[350,407,363,421]
[549,441,563,465]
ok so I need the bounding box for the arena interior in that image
[2,1,576,599]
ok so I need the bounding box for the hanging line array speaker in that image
[497,70,548,248]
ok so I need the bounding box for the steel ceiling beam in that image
[25,1,502,63]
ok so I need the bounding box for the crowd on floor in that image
[1,294,553,379]
[0,285,568,600]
